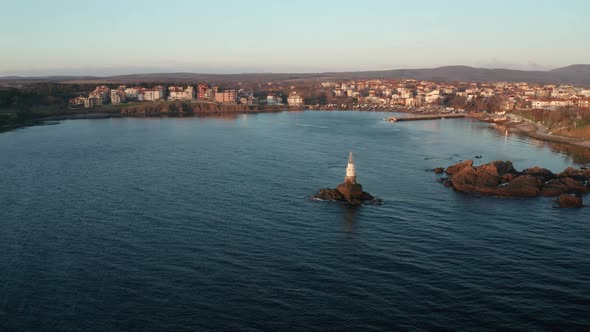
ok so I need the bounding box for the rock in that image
[436,177,453,187]
[450,161,502,195]
[449,161,541,197]
[541,178,589,196]
[556,194,583,208]
[446,160,473,176]
[450,166,478,192]
[497,175,543,197]
[338,183,363,198]
[315,184,378,206]
[558,167,590,182]
[433,167,445,174]
[336,182,364,203]
[315,188,344,201]
[488,160,517,176]
[361,191,374,201]
[475,155,483,159]
[439,160,590,205]
[523,167,555,182]
[500,173,517,184]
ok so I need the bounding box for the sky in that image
[1,0,589,76]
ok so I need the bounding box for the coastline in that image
[4,106,590,154]
[498,118,590,150]
[0,103,299,133]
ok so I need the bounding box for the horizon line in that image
[2,64,590,79]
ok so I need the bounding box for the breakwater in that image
[389,114,466,122]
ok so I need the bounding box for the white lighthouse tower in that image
[344,152,356,184]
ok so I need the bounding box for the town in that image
[69,78,590,113]
[69,84,303,109]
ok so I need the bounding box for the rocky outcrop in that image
[433,167,445,174]
[542,178,589,196]
[558,167,590,182]
[497,175,543,197]
[313,183,380,206]
[314,152,381,206]
[523,167,555,182]
[439,160,589,199]
[336,183,364,204]
[315,188,344,201]
[445,160,473,176]
[556,194,583,208]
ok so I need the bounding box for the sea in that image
[1,111,589,331]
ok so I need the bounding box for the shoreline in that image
[0,104,297,133]
[4,107,590,152]
[496,118,590,150]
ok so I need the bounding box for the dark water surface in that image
[1,111,589,331]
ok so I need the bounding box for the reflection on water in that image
[340,204,360,236]
[195,113,241,122]
[488,123,590,165]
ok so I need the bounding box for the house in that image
[287,92,304,107]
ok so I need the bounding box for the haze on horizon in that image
[1,0,589,77]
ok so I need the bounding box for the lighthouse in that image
[314,150,378,205]
[344,152,356,184]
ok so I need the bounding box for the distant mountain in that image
[1,65,590,85]
[548,65,590,84]
[327,65,590,84]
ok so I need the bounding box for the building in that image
[214,90,237,104]
[287,92,304,107]
[168,86,195,101]
[240,96,259,106]
[124,87,140,100]
[69,96,87,107]
[110,89,127,105]
[550,99,573,108]
[266,94,283,105]
[204,87,217,100]
[197,84,209,99]
[84,97,101,109]
[89,86,111,105]
[425,90,440,104]
[141,87,165,102]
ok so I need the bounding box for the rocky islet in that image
[437,159,589,208]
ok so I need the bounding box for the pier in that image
[388,114,466,122]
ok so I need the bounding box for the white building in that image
[532,100,551,109]
[287,92,304,107]
[110,89,126,105]
[168,86,195,101]
[266,94,283,105]
[141,88,165,102]
[550,100,573,107]
[425,90,440,104]
[124,87,140,100]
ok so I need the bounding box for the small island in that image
[313,152,381,205]
[437,160,589,208]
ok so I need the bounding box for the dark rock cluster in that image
[313,183,381,206]
[437,160,589,208]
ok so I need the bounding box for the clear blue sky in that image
[1,0,588,76]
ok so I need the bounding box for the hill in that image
[1,65,590,85]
